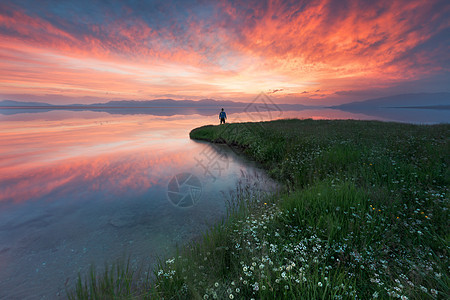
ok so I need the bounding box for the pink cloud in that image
[0,0,448,104]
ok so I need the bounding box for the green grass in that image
[69,119,449,299]
[66,258,150,299]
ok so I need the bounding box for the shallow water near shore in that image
[0,110,282,299]
[0,107,448,299]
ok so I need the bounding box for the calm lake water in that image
[0,107,448,299]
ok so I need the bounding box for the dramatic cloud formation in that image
[0,0,449,104]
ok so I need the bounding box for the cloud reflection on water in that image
[1,107,446,205]
[0,112,209,204]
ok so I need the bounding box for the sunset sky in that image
[0,0,449,105]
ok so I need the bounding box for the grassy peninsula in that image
[70,119,449,299]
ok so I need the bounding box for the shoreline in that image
[70,119,449,299]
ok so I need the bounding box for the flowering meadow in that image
[70,119,449,299]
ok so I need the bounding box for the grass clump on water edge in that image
[66,257,151,299]
[69,119,449,299]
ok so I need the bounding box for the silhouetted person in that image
[219,108,227,124]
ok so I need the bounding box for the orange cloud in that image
[0,0,448,103]
[221,0,448,92]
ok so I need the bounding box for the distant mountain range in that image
[0,98,311,108]
[0,98,311,116]
[2,93,449,109]
[332,92,450,110]
[1,93,449,117]
[0,98,241,107]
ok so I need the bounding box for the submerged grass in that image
[69,119,449,299]
[67,258,150,299]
